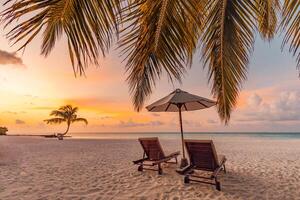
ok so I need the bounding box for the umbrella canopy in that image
[146,88,216,167]
[146,89,216,112]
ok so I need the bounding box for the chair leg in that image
[223,164,226,173]
[215,177,221,191]
[184,175,190,183]
[158,163,162,175]
[138,165,143,172]
[175,157,178,164]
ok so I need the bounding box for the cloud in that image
[237,91,300,122]
[37,122,46,128]
[117,119,164,128]
[65,97,118,106]
[2,111,18,115]
[31,106,56,110]
[24,94,39,99]
[247,93,262,107]
[169,118,202,128]
[182,120,202,127]
[207,119,217,124]
[100,115,113,120]
[15,119,26,124]
[0,50,24,66]
[2,111,27,115]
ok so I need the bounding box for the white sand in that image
[1,135,300,200]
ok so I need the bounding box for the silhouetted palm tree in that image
[2,0,298,124]
[44,105,88,136]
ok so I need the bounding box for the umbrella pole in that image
[179,106,188,168]
[179,108,185,158]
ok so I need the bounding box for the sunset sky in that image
[1,13,300,134]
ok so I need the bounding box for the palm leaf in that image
[58,105,78,119]
[255,0,280,41]
[71,106,78,114]
[201,0,257,123]
[281,0,300,68]
[119,0,205,111]
[72,117,88,125]
[44,117,66,124]
[50,110,67,118]
[1,0,121,75]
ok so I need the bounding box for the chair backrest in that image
[138,137,165,161]
[185,140,219,171]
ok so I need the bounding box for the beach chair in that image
[133,137,180,175]
[178,140,226,191]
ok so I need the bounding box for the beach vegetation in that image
[0,127,8,135]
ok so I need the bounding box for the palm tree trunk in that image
[62,123,70,136]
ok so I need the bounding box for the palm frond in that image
[59,104,73,112]
[71,106,78,114]
[44,117,66,124]
[255,0,280,41]
[58,105,78,118]
[72,117,88,125]
[281,0,300,68]
[1,0,121,75]
[50,110,67,118]
[201,0,257,123]
[119,0,205,111]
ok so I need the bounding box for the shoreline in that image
[1,134,72,138]
[2,133,300,141]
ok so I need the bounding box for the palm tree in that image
[2,0,298,124]
[44,105,88,136]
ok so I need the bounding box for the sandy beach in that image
[1,135,300,200]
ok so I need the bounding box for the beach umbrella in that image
[146,88,216,167]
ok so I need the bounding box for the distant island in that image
[0,127,8,135]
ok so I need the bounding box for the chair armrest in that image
[153,157,173,164]
[132,158,148,164]
[152,151,180,165]
[217,154,227,166]
[212,165,224,178]
[168,151,180,157]
[176,164,193,175]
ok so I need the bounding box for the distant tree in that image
[0,127,8,135]
[44,105,88,136]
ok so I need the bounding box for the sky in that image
[1,9,300,134]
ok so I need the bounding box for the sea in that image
[69,132,300,140]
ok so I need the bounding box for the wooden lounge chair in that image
[178,140,226,191]
[133,137,180,175]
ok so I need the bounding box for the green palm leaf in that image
[255,0,280,41]
[119,0,205,111]
[201,0,257,123]
[281,0,300,68]
[2,0,121,75]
